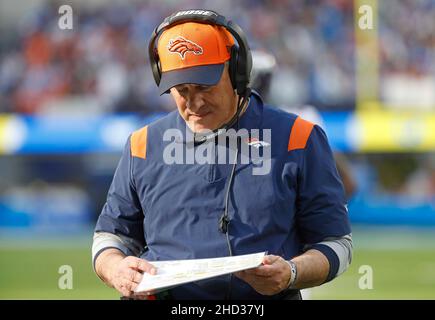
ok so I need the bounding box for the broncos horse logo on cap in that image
[167,36,203,59]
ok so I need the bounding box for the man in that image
[92,10,352,300]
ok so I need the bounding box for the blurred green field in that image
[311,248,435,299]
[0,247,119,299]
[1,227,434,299]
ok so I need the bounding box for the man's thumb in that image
[262,255,279,265]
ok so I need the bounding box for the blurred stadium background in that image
[0,0,434,299]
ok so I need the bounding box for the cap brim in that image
[159,64,225,95]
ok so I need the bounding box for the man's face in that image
[170,66,238,132]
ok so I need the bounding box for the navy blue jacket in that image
[95,93,351,299]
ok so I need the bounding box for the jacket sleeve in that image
[295,125,352,280]
[92,136,145,266]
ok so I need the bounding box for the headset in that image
[149,10,252,299]
[148,9,252,98]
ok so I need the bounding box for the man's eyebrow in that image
[175,84,212,92]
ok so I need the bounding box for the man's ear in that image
[169,87,181,101]
[169,87,177,95]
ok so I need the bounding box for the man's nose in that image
[186,93,205,112]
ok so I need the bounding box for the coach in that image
[92,9,352,300]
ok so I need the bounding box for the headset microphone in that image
[194,88,251,145]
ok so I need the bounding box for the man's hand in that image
[235,249,330,295]
[109,255,157,298]
[235,255,291,296]
[95,249,156,299]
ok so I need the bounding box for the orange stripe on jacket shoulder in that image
[131,126,148,159]
[288,117,314,151]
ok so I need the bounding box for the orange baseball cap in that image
[157,22,235,95]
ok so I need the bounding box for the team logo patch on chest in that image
[245,137,270,148]
[167,36,203,59]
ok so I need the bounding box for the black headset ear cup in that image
[229,45,239,91]
[156,59,162,82]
